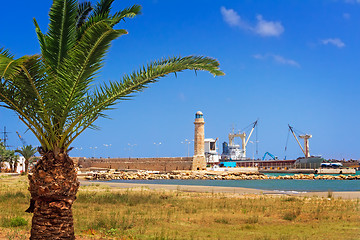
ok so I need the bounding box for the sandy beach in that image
[79,179,360,199]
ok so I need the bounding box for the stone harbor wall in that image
[77,157,193,171]
[87,171,360,181]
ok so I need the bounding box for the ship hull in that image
[220,157,324,169]
[294,157,324,169]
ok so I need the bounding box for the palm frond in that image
[111,5,142,26]
[77,1,93,28]
[76,2,139,40]
[0,48,14,59]
[46,0,77,71]
[91,0,115,18]
[94,56,224,111]
[0,54,53,150]
[61,56,224,149]
[33,19,48,64]
[56,22,127,137]
[15,145,37,159]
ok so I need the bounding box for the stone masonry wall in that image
[77,157,193,171]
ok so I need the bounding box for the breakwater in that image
[85,170,360,181]
[78,157,193,171]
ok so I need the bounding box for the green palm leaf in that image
[76,1,92,28]
[45,0,77,72]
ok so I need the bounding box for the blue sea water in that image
[101,171,360,192]
[107,178,360,192]
[265,170,360,177]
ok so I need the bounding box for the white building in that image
[204,138,220,163]
[3,156,26,173]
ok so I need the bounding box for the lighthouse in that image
[192,111,206,170]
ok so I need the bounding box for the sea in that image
[105,171,360,192]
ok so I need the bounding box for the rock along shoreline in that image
[83,170,360,181]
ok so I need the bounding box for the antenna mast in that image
[0,126,10,148]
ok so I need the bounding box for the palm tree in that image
[0,0,223,238]
[0,141,5,172]
[16,145,37,174]
[0,141,18,172]
[8,153,19,173]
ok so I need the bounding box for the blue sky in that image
[0,0,359,160]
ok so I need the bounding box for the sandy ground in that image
[79,179,360,199]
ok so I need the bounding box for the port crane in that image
[287,125,312,158]
[262,152,278,160]
[228,120,258,158]
[16,131,27,145]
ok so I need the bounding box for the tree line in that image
[0,140,37,173]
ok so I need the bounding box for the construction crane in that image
[228,120,258,158]
[262,152,278,160]
[16,131,27,145]
[287,125,312,158]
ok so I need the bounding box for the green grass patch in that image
[1,216,28,227]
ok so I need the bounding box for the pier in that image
[260,168,356,174]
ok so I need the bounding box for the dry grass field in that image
[0,175,359,240]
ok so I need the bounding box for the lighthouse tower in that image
[192,111,206,170]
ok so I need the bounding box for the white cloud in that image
[254,15,284,37]
[220,7,252,30]
[220,7,284,37]
[272,55,300,67]
[220,7,240,27]
[321,38,345,48]
[253,54,300,67]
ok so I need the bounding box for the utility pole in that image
[154,142,162,158]
[127,143,136,158]
[0,127,10,148]
[181,139,192,157]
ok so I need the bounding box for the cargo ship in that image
[205,121,324,169]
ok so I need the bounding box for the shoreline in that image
[84,170,360,181]
[79,179,360,199]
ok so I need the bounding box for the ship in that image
[205,121,324,169]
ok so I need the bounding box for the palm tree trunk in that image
[25,159,29,174]
[13,162,17,173]
[28,150,79,239]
